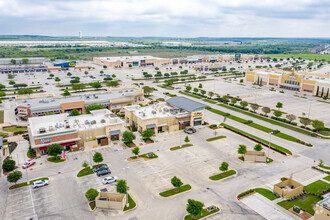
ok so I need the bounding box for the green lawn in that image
[159,184,192,197]
[254,188,279,201]
[323,176,330,181]
[0,110,4,123]
[277,194,321,215]
[184,207,220,220]
[319,164,330,170]
[123,194,136,211]
[77,164,106,177]
[139,153,158,159]
[47,156,65,163]
[304,180,330,195]
[89,201,96,210]
[9,177,49,190]
[206,136,226,142]
[267,54,330,62]
[209,170,236,181]
[0,132,8,137]
[202,99,217,104]
[170,144,193,151]
[221,123,292,155]
[3,126,28,133]
[179,91,202,99]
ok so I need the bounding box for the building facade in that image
[28,109,125,157]
[246,69,330,96]
[93,56,172,68]
[314,196,330,220]
[16,86,144,121]
[124,96,208,133]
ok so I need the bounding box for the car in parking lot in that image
[102,176,118,184]
[140,83,144,85]
[184,127,196,134]
[93,165,108,173]
[97,169,111,176]
[22,159,36,169]
[32,180,49,189]
[97,188,108,192]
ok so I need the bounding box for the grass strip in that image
[304,180,330,195]
[47,156,65,163]
[77,164,106,177]
[323,175,330,181]
[0,110,4,123]
[123,194,136,211]
[159,184,191,197]
[184,207,220,220]
[179,91,202,99]
[9,177,49,190]
[202,98,217,104]
[277,194,321,215]
[170,144,193,151]
[206,135,226,142]
[222,123,292,155]
[254,188,279,201]
[209,170,236,181]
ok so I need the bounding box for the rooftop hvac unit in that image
[86,95,90,99]
[91,120,96,125]
[49,126,55,131]
[152,110,157,114]
[39,127,46,133]
[119,91,123,93]
[101,119,106,123]
[74,119,79,124]
[65,123,70,128]
[85,120,90,125]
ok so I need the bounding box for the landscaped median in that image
[170,144,193,151]
[209,170,236,181]
[221,123,292,155]
[123,194,136,211]
[47,156,66,163]
[184,206,220,220]
[238,188,279,201]
[128,152,159,161]
[159,184,192,197]
[206,136,226,142]
[9,177,49,190]
[77,164,106,177]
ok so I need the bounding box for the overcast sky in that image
[0,0,329,38]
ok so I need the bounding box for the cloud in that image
[0,0,329,37]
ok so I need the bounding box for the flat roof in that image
[17,88,139,110]
[166,96,209,112]
[96,56,169,62]
[29,109,124,137]
[317,196,330,211]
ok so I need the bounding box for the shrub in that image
[85,188,99,201]
[2,159,16,172]
[209,124,218,129]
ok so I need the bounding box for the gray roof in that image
[166,96,209,112]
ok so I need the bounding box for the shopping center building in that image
[124,96,208,133]
[15,86,144,121]
[28,109,125,157]
[93,56,172,68]
[246,69,330,96]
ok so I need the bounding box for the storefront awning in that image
[32,137,81,149]
[31,107,61,114]
[110,130,121,136]
[60,141,76,146]
[157,124,167,127]
[95,135,107,139]
[146,124,156,129]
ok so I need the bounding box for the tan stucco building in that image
[273,179,304,199]
[28,109,125,156]
[124,96,208,133]
[95,192,127,210]
[314,196,330,220]
[93,56,171,68]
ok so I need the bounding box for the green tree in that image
[238,144,247,157]
[219,162,229,171]
[84,71,88,75]
[8,74,14,79]
[48,144,62,159]
[14,83,28,89]
[273,110,282,119]
[71,109,80,116]
[0,84,5,90]
[67,72,72,76]
[231,98,237,105]
[312,120,324,132]
[27,145,36,158]
[0,91,6,97]
[7,170,22,185]
[132,147,140,156]
[254,144,263,151]
[240,79,244,83]
[142,129,154,141]
[200,90,206,95]
[300,117,311,128]
[186,199,204,217]
[2,159,16,172]
[9,81,15,85]
[49,74,54,77]
[22,58,29,64]
[208,91,214,98]
[240,101,248,108]
[198,83,203,88]
[85,188,99,201]
[18,88,33,95]
[112,74,116,78]
[106,81,119,87]
[184,136,190,144]
[116,179,129,194]
[86,103,104,113]
[10,59,16,65]
[122,131,136,144]
[89,82,102,89]
[250,103,259,113]
[72,83,86,91]
[143,86,153,96]
[63,89,71,96]
[82,161,89,168]
[99,71,104,74]
[186,86,192,92]
[276,102,283,110]
[171,176,183,188]
[193,88,198,93]
[55,77,61,82]
[286,114,296,123]
[261,106,271,116]
[93,152,103,164]
[222,95,229,103]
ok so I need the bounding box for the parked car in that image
[47,77,52,80]
[22,159,36,169]
[32,180,49,189]
[97,169,111,176]
[140,83,144,85]
[97,188,108,192]
[184,127,196,134]
[45,83,49,85]
[93,165,108,173]
[102,176,118,184]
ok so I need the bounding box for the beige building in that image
[28,109,125,156]
[124,96,208,133]
[95,192,127,210]
[314,196,330,220]
[93,56,172,68]
[244,151,267,163]
[246,68,330,96]
[273,179,304,199]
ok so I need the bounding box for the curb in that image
[209,169,238,182]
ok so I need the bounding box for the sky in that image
[0,0,329,38]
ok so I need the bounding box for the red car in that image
[22,159,35,169]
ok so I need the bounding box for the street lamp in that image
[268,132,274,162]
[23,152,29,184]
[179,121,183,147]
[308,99,312,119]
[123,167,130,207]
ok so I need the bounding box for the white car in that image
[102,176,118,184]
[32,180,49,189]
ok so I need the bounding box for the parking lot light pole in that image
[268,132,274,162]
[24,152,29,184]
[179,121,183,147]
[308,99,312,118]
[123,167,130,207]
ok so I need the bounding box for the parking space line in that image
[8,205,33,214]
[7,199,33,208]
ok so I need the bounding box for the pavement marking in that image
[8,205,34,214]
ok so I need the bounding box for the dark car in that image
[140,83,144,85]
[184,128,196,134]
[97,169,111,176]
[93,165,108,173]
